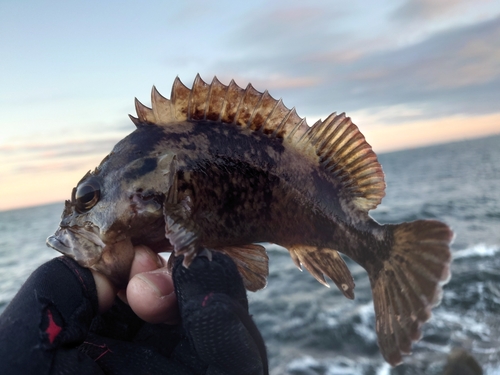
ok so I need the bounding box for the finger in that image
[129,245,166,277]
[127,268,179,324]
[91,269,118,314]
[117,245,166,304]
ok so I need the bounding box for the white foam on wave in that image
[352,303,377,343]
[375,362,391,375]
[287,355,321,372]
[484,364,500,375]
[452,243,500,260]
[433,310,491,341]
[287,355,370,375]
[317,302,376,341]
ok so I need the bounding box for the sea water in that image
[1,134,499,374]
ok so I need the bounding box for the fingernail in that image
[136,271,174,297]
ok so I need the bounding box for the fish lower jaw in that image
[46,227,105,268]
[46,234,71,254]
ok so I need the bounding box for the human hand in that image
[92,244,179,324]
[0,246,268,375]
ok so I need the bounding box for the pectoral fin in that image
[166,244,269,292]
[164,202,200,267]
[287,245,355,299]
[163,163,201,267]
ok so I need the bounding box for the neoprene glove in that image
[0,251,268,375]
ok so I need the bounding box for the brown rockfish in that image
[47,75,452,366]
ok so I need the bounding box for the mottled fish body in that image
[47,75,452,366]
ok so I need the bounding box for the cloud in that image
[0,137,121,175]
[334,16,500,119]
[14,161,89,174]
[391,0,493,22]
[359,112,500,153]
[205,10,500,124]
[0,138,120,158]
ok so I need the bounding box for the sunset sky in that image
[1,0,499,211]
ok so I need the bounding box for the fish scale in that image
[47,74,453,367]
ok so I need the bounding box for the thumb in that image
[127,269,179,324]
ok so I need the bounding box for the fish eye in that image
[74,178,101,213]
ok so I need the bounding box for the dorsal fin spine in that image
[252,90,278,130]
[230,80,245,123]
[286,116,307,140]
[271,100,292,137]
[129,114,141,127]
[204,78,215,121]
[296,119,321,145]
[151,85,175,124]
[232,83,252,126]
[188,74,211,121]
[187,74,198,119]
[246,85,269,131]
[273,107,302,138]
[215,78,231,122]
[210,77,229,122]
[134,98,156,124]
[247,89,267,130]
[171,77,190,121]
[262,96,282,136]
[247,90,272,128]
[222,80,245,124]
[307,120,326,147]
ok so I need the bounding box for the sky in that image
[1,0,499,211]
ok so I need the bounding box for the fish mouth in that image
[46,234,71,252]
[46,226,105,268]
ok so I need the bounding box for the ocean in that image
[1,134,499,374]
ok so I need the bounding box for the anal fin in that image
[217,244,269,292]
[287,246,355,299]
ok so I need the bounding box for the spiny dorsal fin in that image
[131,74,385,211]
[132,74,306,137]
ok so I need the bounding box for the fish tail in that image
[369,220,453,366]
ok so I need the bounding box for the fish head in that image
[47,132,177,287]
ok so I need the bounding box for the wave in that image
[452,243,500,260]
[286,354,381,375]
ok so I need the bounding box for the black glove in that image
[0,252,268,375]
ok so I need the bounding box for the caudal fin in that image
[370,220,453,366]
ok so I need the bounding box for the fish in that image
[46,74,453,366]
